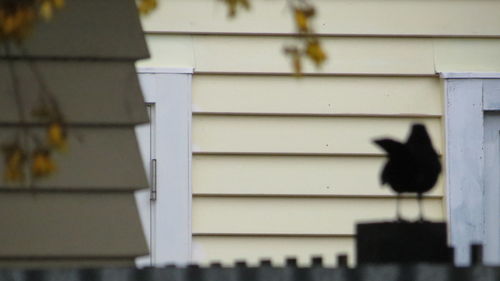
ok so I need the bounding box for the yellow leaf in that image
[3,145,25,183]
[138,0,157,15]
[40,1,53,20]
[294,9,309,32]
[47,122,67,151]
[52,0,65,9]
[32,149,56,178]
[306,39,327,67]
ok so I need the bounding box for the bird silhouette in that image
[374,123,441,221]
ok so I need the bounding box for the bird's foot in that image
[395,217,410,223]
[416,217,429,223]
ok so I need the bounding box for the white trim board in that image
[440,72,500,79]
[444,78,484,265]
[444,74,500,265]
[484,113,500,264]
[135,72,193,266]
[137,67,194,74]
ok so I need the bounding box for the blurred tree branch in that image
[221,0,327,75]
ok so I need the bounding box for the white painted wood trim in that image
[483,113,500,264]
[444,78,485,265]
[186,74,194,261]
[155,73,192,266]
[483,80,500,111]
[444,74,500,265]
[440,72,500,79]
[137,67,194,74]
[136,72,193,266]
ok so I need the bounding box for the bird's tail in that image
[373,139,406,155]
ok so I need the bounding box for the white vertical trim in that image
[483,80,500,111]
[154,73,192,266]
[136,72,192,266]
[186,74,193,261]
[483,113,500,264]
[444,78,485,265]
[149,104,158,264]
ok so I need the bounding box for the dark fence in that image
[0,263,499,281]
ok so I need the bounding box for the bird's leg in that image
[396,193,402,221]
[418,193,424,222]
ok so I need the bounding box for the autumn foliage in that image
[0,0,155,183]
[220,0,327,75]
[0,0,323,183]
[284,1,327,75]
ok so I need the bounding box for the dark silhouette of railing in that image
[0,251,498,281]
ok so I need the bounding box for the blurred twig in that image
[220,0,327,76]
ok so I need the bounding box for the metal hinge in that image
[150,159,157,201]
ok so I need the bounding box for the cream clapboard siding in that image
[192,76,443,116]
[192,116,442,154]
[139,0,500,266]
[192,155,444,197]
[193,197,444,235]
[143,35,500,74]
[142,0,500,36]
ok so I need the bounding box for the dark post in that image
[356,222,453,263]
[260,259,272,266]
[470,244,483,265]
[210,262,223,268]
[337,254,348,267]
[235,261,247,267]
[286,257,298,267]
[311,256,323,267]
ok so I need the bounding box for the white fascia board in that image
[440,72,500,79]
[136,67,194,74]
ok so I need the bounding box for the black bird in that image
[374,123,441,221]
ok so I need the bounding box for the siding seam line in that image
[145,31,500,39]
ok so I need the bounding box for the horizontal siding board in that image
[0,0,148,59]
[435,39,500,73]
[0,128,148,189]
[192,36,435,74]
[142,0,500,37]
[193,197,445,235]
[136,36,195,68]
[193,236,354,266]
[192,76,443,116]
[141,36,500,74]
[0,192,147,257]
[192,116,443,154]
[0,61,148,124]
[192,155,444,197]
